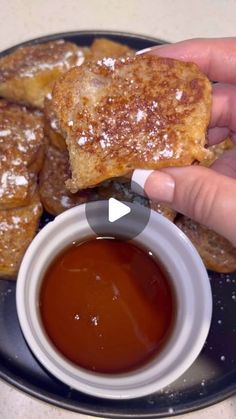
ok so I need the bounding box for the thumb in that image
[132,166,236,245]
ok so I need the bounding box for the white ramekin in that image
[16,202,212,400]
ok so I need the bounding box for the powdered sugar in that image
[136,109,146,122]
[97,57,116,71]
[175,89,183,100]
[24,129,36,141]
[0,129,11,137]
[77,136,87,146]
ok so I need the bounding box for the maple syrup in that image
[39,237,175,374]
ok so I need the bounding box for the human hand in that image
[132,38,236,245]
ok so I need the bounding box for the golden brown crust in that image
[43,96,67,151]
[43,38,133,152]
[0,194,42,278]
[0,40,88,108]
[201,137,234,167]
[90,38,134,60]
[176,216,236,273]
[52,55,212,191]
[0,101,44,276]
[39,146,92,215]
[28,144,45,174]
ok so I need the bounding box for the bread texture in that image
[52,54,212,191]
[0,100,44,166]
[0,40,88,108]
[0,158,37,210]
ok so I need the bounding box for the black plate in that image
[0,30,236,418]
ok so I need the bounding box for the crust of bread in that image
[201,137,234,167]
[44,96,67,151]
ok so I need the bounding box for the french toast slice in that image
[90,38,134,60]
[176,216,236,273]
[0,40,88,108]
[39,146,92,215]
[52,54,212,191]
[0,193,42,278]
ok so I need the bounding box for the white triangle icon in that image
[108,198,131,223]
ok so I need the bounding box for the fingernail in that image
[145,171,175,203]
[131,170,154,196]
[136,47,152,55]
[136,44,167,55]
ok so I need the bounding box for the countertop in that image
[0,0,236,418]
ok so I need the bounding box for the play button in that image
[85,180,151,240]
[108,198,131,222]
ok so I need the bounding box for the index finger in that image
[141,38,236,84]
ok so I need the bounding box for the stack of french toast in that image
[0,37,235,277]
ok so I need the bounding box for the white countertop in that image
[0,0,236,417]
